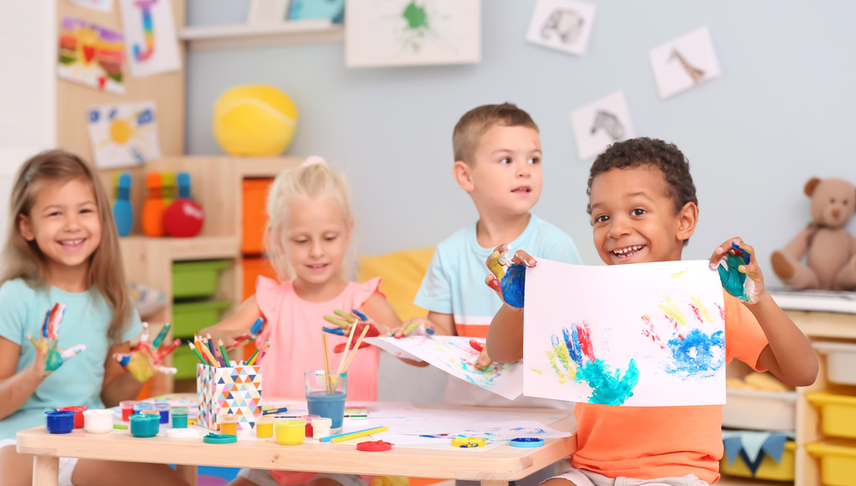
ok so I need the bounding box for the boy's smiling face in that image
[589,165,697,265]
[457,124,543,217]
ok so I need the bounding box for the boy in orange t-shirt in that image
[484,138,819,486]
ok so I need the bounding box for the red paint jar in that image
[120,401,136,421]
[57,406,88,429]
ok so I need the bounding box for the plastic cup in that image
[218,413,240,435]
[274,420,305,445]
[255,415,275,438]
[153,403,170,424]
[305,371,346,431]
[56,406,87,429]
[171,407,188,429]
[130,413,159,438]
[83,409,113,434]
[45,411,75,434]
[120,401,136,421]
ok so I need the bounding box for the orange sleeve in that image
[723,291,769,371]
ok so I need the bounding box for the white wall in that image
[186,1,856,285]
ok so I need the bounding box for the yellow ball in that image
[212,85,298,156]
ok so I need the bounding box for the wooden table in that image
[17,404,577,486]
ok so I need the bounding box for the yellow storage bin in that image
[807,393,856,439]
[806,440,856,486]
[720,440,795,481]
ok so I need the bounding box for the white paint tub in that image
[814,341,856,385]
[723,388,798,431]
[82,409,114,434]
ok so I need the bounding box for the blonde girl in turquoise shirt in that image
[0,151,188,486]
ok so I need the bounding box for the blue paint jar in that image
[133,402,152,413]
[130,413,160,438]
[170,407,188,429]
[45,410,75,434]
[153,403,170,424]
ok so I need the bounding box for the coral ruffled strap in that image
[253,276,285,346]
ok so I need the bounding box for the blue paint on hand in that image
[250,318,264,335]
[718,253,750,301]
[322,326,345,336]
[351,309,369,321]
[664,329,725,378]
[731,241,751,265]
[562,326,584,367]
[501,264,526,308]
[576,358,639,406]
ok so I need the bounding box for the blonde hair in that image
[264,158,354,281]
[1,150,132,341]
[452,102,539,165]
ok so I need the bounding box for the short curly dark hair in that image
[586,138,698,245]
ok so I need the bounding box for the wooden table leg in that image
[175,464,198,486]
[32,455,59,486]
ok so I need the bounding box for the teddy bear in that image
[771,178,856,290]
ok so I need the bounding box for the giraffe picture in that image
[649,26,722,99]
[570,91,637,161]
[526,0,596,56]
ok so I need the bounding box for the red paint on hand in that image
[469,339,484,352]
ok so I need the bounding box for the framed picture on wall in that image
[345,0,481,68]
[649,26,721,99]
[570,91,637,161]
[526,0,596,56]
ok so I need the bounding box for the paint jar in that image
[56,406,87,429]
[170,407,188,429]
[133,402,152,414]
[141,410,160,417]
[82,409,113,434]
[153,403,171,424]
[218,414,240,436]
[255,415,275,438]
[274,420,305,445]
[305,371,347,432]
[120,401,136,421]
[302,414,320,437]
[129,413,160,438]
[45,411,75,434]
[311,418,332,440]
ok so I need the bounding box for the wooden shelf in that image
[787,310,856,339]
[179,20,344,50]
[120,235,240,261]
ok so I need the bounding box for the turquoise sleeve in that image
[0,280,32,346]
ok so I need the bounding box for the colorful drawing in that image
[345,0,480,68]
[649,26,722,99]
[526,0,596,56]
[119,0,181,77]
[87,101,162,168]
[365,336,523,400]
[570,91,636,160]
[68,0,114,13]
[57,16,125,94]
[524,259,726,407]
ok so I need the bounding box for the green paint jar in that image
[171,407,189,429]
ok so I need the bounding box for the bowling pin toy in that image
[112,173,133,237]
[142,172,165,237]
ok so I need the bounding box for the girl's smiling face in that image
[19,178,102,277]
[589,166,697,265]
[285,196,352,287]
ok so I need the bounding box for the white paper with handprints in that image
[365,336,523,400]
[523,259,726,407]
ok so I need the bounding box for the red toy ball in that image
[163,199,205,237]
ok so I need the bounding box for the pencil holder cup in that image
[45,411,75,434]
[82,409,113,434]
[305,371,346,431]
[197,363,262,431]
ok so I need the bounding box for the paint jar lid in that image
[120,401,136,409]
[510,437,544,448]
[451,437,486,448]
[153,403,171,411]
[255,415,276,425]
[203,433,237,444]
[311,418,332,428]
[82,409,112,417]
[141,410,160,415]
[276,420,305,428]
[133,402,153,411]
[57,406,87,412]
[357,440,393,452]
[218,414,241,424]
[171,407,189,415]
[45,410,75,418]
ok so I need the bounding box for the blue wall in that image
[186,1,856,286]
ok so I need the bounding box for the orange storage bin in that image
[242,178,274,255]
[242,257,278,300]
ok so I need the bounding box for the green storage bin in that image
[171,300,232,338]
[172,260,232,299]
[172,345,198,380]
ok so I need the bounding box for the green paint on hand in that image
[402,1,428,30]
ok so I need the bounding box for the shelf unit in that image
[112,156,302,395]
[719,308,856,486]
[178,19,343,51]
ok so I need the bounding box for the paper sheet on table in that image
[366,336,523,400]
[523,259,726,407]
[377,433,507,451]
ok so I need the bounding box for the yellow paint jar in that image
[255,416,275,438]
[275,420,305,445]
[218,414,240,436]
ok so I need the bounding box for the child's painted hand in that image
[392,318,435,339]
[27,304,86,378]
[226,318,265,349]
[710,239,765,304]
[484,244,536,310]
[323,309,391,353]
[468,339,492,372]
[113,322,180,382]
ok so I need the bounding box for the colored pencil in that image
[255,339,270,364]
[340,324,371,375]
[206,334,217,359]
[198,336,219,366]
[321,333,333,394]
[188,342,206,365]
[320,426,388,443]
[219,339,231,367]
[261,407,288,415]
[245,347,260,366]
